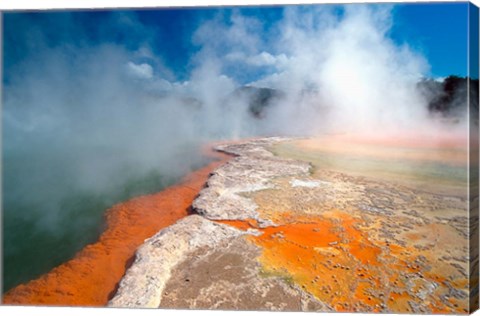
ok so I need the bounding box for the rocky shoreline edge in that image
[108,137,329,310]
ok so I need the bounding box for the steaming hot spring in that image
[2,3,478,314]
[3,129,474,313]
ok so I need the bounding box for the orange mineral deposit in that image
[220,209,468,313]
[3,147,231,306]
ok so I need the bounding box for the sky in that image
[391,2,468,79]
[2,2,471,85]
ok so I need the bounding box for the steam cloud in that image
[2,5,469,289]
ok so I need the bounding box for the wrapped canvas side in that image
[469,2,480,313]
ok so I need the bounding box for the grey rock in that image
[108,215,252,308]
[193,137,310,224]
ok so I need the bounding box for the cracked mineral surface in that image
[110,135,471,314]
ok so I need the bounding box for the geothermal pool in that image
[2,135,471,312]
[2,144,212,295]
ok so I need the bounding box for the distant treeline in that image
[202,76,480,121]
[235,76,479,121]
[417,76,479,119]
[230,86,286,118]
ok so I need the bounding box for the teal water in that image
[2,145,210,292]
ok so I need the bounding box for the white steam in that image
[3,5,466,230]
